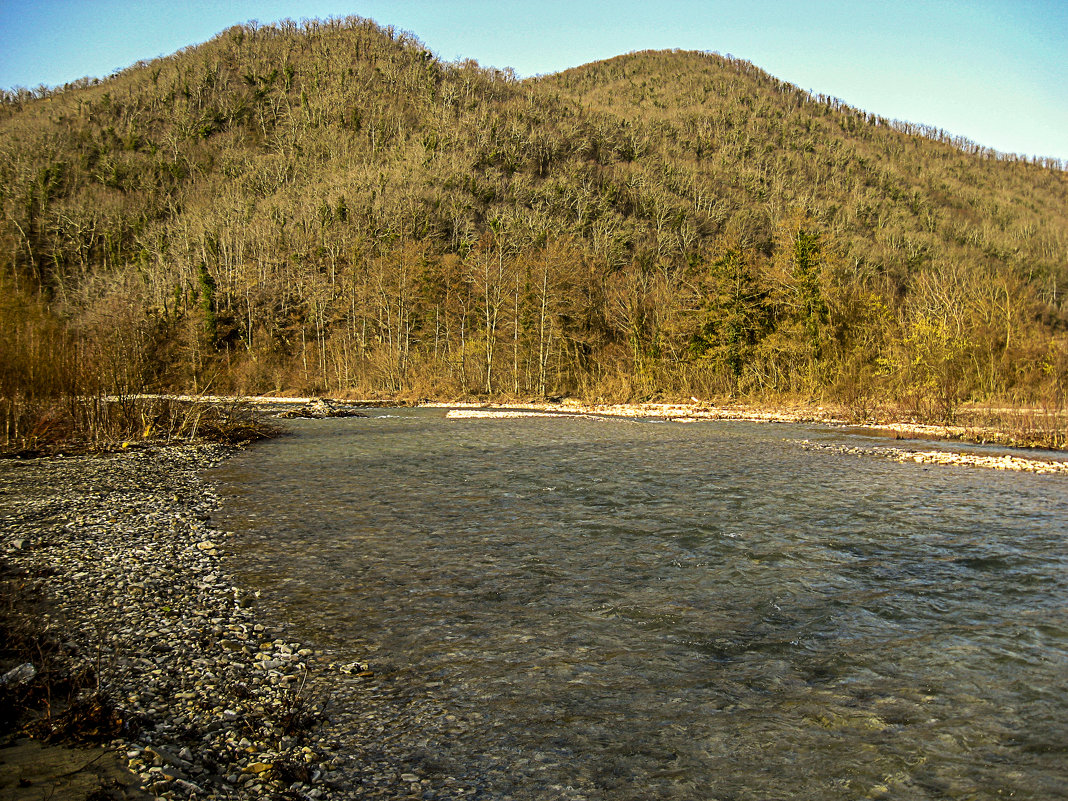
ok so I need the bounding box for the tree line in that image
[2,16,1066,448]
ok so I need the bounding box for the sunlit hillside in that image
[2,17,1067,447]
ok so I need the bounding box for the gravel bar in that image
[0,445,356,800]
[799,440,1068,473]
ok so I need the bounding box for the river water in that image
[212,409,1068,800]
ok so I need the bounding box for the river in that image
[211,408,1068,800]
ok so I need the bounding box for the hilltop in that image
[2,17,1067,449]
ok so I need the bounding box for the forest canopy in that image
[2,16,1067,446]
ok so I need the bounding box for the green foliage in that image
[196,262,218,344]
[792,228,828,360]
[691,248,770,381]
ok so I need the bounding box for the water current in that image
[211,409,1068,800]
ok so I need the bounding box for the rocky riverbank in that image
[0,429,598,801]
[798,440,1068,474]
[0,445,355,800]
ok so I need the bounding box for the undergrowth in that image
[1,396,280,458]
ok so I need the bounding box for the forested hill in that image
[3,16,1067,421]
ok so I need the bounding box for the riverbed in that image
[212,408,1068,800]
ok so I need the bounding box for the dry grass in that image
[0,396,280,457]
[952,405,1068,450]
[0,560,114,742]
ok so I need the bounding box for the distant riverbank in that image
[7,392,1062,464]
[139,393,1067,473]
[423,399,1068,474]
[221,392,1065,453]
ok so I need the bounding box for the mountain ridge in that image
[2,16,1066,441]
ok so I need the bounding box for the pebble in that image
[799,440,1068,473]
[0,445,347,800]
[0,662,37,686]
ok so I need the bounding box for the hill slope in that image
[2,17,1067,437]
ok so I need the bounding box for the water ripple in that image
[213,410,1068,800]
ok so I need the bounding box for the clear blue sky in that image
[1,0,1065,161]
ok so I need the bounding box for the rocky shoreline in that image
[0,444,355,800]
[798,440,1068,474]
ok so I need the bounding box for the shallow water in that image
[212,409,1068,800]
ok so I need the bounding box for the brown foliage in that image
[1,18,1066,431]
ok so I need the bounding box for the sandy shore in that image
[428,399,845,426]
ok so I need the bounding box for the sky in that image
[0,0,1065,162]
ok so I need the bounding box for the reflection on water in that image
[213,409,1068,800]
